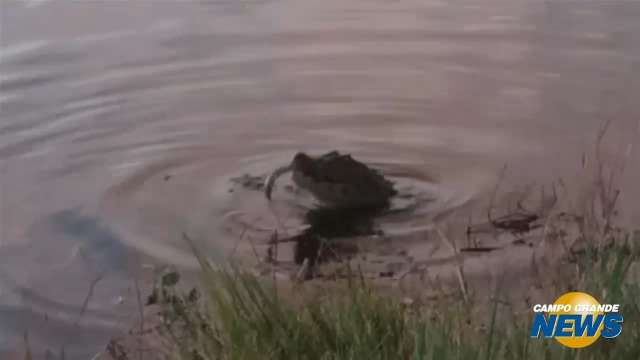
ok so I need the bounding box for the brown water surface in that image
[1,0,639,358]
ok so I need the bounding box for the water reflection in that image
[1,0,639,357]
[0,209,134,356]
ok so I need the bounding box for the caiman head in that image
[264,152,314,200]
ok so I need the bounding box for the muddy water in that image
[1,0,639,357]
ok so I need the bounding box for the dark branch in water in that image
[487,165,557,234]
[75,274,104,327]
[459,246,500,253]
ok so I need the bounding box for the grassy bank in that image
[121,122,639,360]
[148,229,639,360]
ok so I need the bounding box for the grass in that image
[127,117,640,360]
[148,228,639,360]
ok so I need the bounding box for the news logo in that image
[530,292,623,348]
